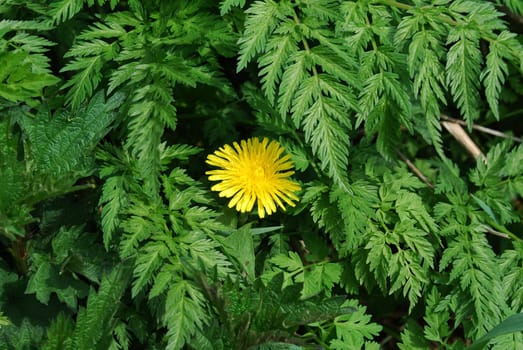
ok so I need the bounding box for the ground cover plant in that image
[0,0,523,349]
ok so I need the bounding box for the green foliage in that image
[63,264,130,350]
[190,272,365,349]
[0,18,59,106]
[0,90,122,245]
[21,91,124,176]
[0,0,522,349]
[328,299,382,349]
[238,0,357,188]
[469,313,523,350]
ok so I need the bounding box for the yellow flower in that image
[206,137,301,218]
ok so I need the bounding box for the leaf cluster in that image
[0,0,522,349]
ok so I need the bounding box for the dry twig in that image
[441,120,487,162]
[441,115,522,143]
[396,150,434,189]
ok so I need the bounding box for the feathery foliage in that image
[0,0,522,349]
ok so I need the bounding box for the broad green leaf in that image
[469,313,523,350]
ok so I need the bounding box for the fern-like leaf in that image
[99,175,127,249]
[302,91,350,188]
[0,50,59,106]
[439,226,505,338]
[259,30,297,103]
[406,27,446,153]
[500,242,523,311]
[50,0,83,24]
[43,313,75,350]
[329,299,382,349]
[61,39,118,109]
[480,31,517,120]
[65,264,131,350]
[0,120,26,213]
[501,0,523,15]
[220,0,247,15]
[21,91,124,176]
[237,0,285,71]
[131,241,169,297]
[278,51,308,118]
[0,19,44,36]
[165,281,209,350]
[119,203,160,258]
[446,26,482,127]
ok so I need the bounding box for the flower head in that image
[206,137,301,218]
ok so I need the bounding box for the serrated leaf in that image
[407,30,446,152]
[21,91,123,177]
[132,241,169,297]
[165,281,209,350]
[446,26,482,127]
[26,253,89,309]
[43,313,74,350]
[259,32,297,103]
[50,0,83,24]
[302,95,350,188]
[271,251,303,272]
[237,0,283,71]
[301,263,341,299]
[330,300,382,348]
[66,264,130,350]
[278,50,308,117]
[221,225,255,280]
[220,0,247,15]
[0,51,59,105]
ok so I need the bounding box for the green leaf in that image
[21,91,124,177]
[330,300,382,349]
[301,263,341,299]
[480,31,516,120]
[237,0,283,71]
[256,343,304,350]
[357,71,412,157]
[61,52,108,110]
[259,32,297,104]
[469,313,523,350]
[278,51,308,117]
[446,26,482,127]
[0,311,9,328]
[221,225,256,281]
[331,181,378,253]
[395,192,438,234]
[220,0,247,15]
[398,320,430,350]
[0,318,45,350]
[301,92,350,188]
[132,241,170,297]
[50,0,83,24]
[271,251,303,272]
[66,264,131,350]
[250,225,284,235]
[26,253,89,309]
[423,289,453,344]
[439,227,505,338]
[0,120,27,213]
[0,50,59,106]
[407,29,446,153]
[42,313,74,350]
[165,281,209,350]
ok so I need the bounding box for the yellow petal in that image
[206,137,301,218]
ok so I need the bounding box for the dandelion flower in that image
[206,137,301,218]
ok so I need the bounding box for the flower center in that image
[254,165,265,179]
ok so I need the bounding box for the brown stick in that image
[441,121,487,162]
[396,150,434,189]
[441,115,522,143]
